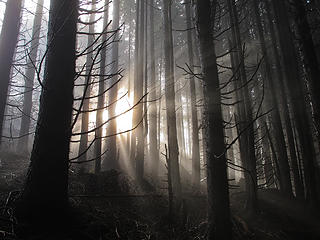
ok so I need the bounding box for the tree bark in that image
[185,1,201,190]
[144,0,149,163]
[0,0,23,145]
[264,0,304,199]
[291,0,320,147]
[195,0,232,238]
[106,0,120,169]
[18,0,44,152]
[126,14,132,162]
[163,0,181,197]
[176,78,186,165]
[133,0,145,181]
[227,0,258,212]
[94,0,109,173]
[130,0,140,169]
[19,0,78,218]
[271,0,319,206]
[149,0,159,179]
[78,0,97,171]
[252,0,293,197]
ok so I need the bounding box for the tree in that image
[264,0,304,198]
[94,0,109,173]
[163,0,181,197]
[17,0,78,219]
[195,0,232,239]
[125,0,133,165]
[0,0,23,145]
[291,0,320,146]
[149,0,160,179]
[271,0,319,206]
[78,0,97,171]
[106,0,120,169]
[18,0,44,152]
[130,0,140,170]
[185,1,201,190]
[227,0,258,212]
[132,0,145,181]
[252,0,293,197]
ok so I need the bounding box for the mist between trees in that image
[0,0,320,239]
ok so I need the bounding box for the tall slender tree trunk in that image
[176,78,186,165]
[252,0,293,197]
[155,55,163,178]
[226,105,236,181]
[195,0,232,238]
[271,0,319,206]
[18,0,44,152]
[185,1,201,190]
[19,0,78,218]
[261,121,276,187]
[0,0,23,145]
[107,0,120,169]
[126,3,133,161]
[144,0,149,162]
[133,0,145,181]
[227,0,258,212]
[78,0,97,171]
[149,0,159,179]
[291,0,320,146]
[163,0,181,197]
[94,1,109,173]
[191,17,206,175]
[185,93,192,157]
[263,0,304,199]
[130,0,140,168]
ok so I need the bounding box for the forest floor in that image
[231,190,320,240]
[0,151,320,239]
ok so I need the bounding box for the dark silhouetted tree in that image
[0,0,23,145]
[18,0,78,219]
[195,0,232,238]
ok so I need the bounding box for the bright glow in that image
[89,108,97,129]
[115,88,132,133]
[103,109,108,123]
[0,0,50,30]
[88,103,109,133]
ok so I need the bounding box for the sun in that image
[114,88,133,133]
[88,88,132,136]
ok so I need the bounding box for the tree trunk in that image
[18,0,78,219]
[94,1,109,173]
[272,0,319,206]
[176,78,186,165]
[0,0,22,144]
[227,0,258,212]
[291,0,320,146]
[185,1,201,190]
[149,0,159,179]
[261,121,276,187]
[78,0,97,171]
[126,16,132,162]
[130,0,140,169]
[252,0,293,197]
[195,0,232,238]
[144,0,149,164]
[155,55,163,178]
[107,0,120,169]
[163,0,181,197]
[133,0,145,181]
[18,0,44,152]
[264,0,304,199]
